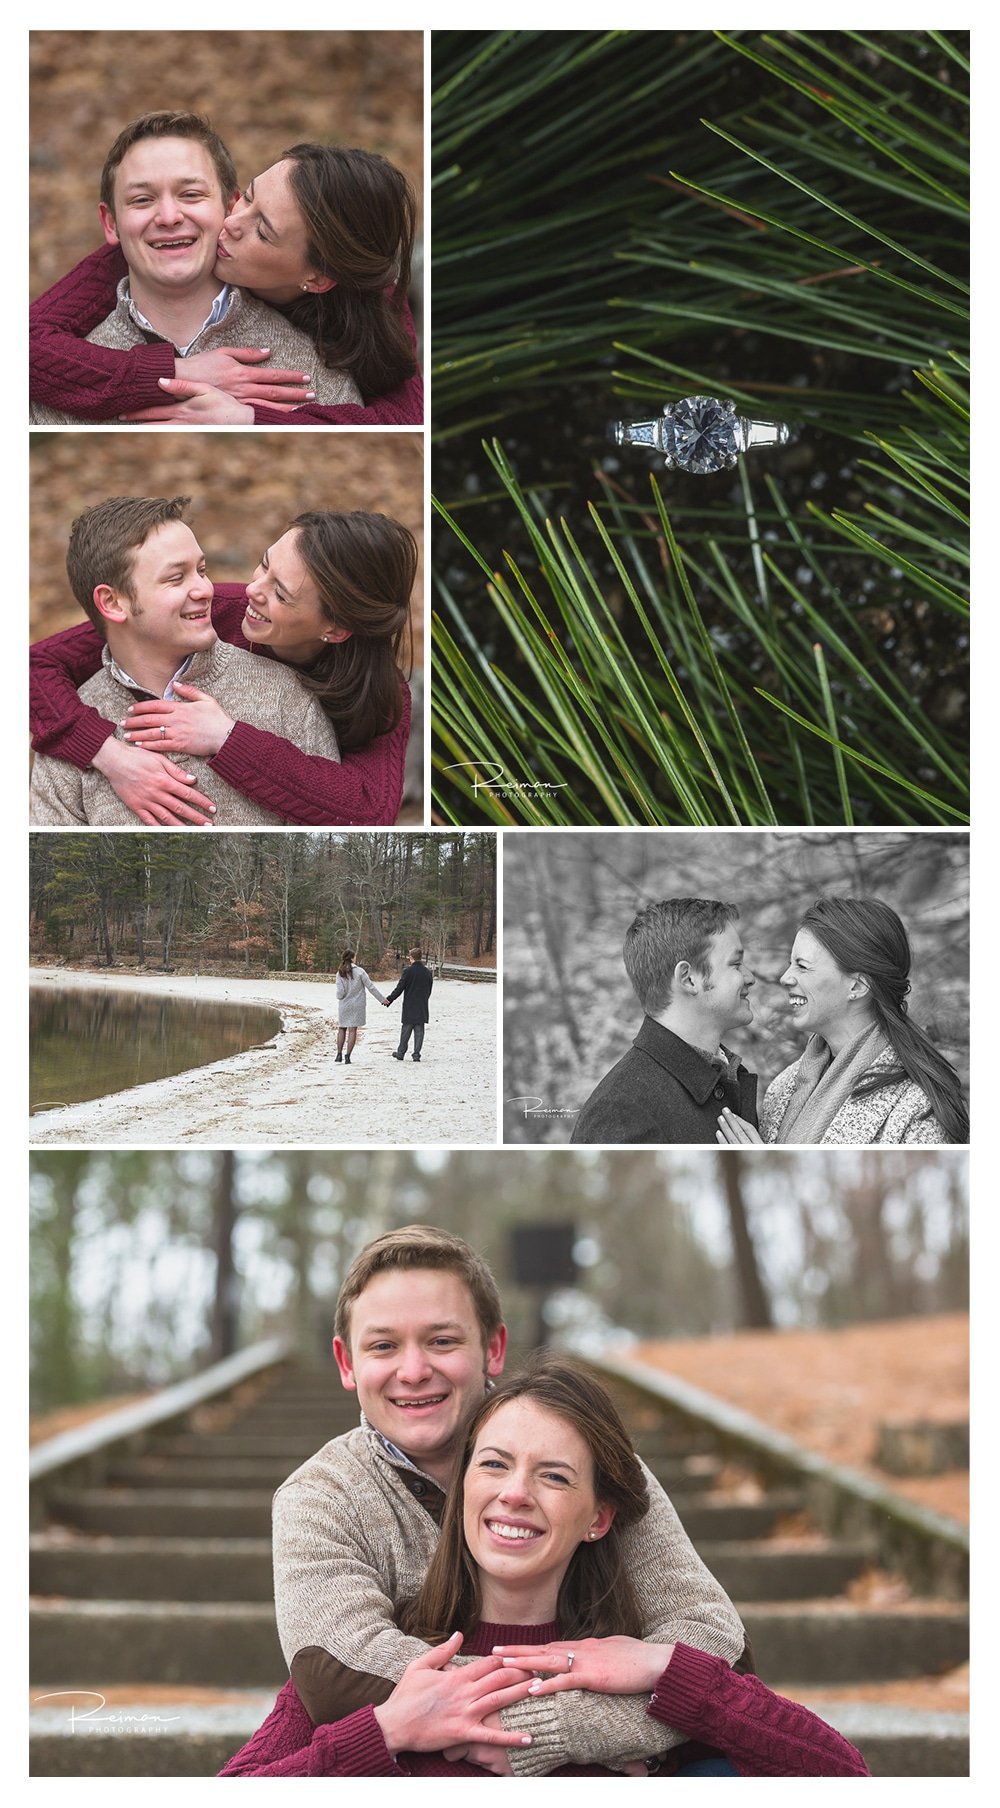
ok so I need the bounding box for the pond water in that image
[30,987,282,1114]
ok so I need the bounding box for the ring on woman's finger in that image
[160,726,166,739]
[565,1652,575,1672]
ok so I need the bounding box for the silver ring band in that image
[612,394,790,474]
[566,1651,575,1672]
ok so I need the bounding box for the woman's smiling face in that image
[215,160,326,302]
[242,528,332,664]
[463,1398,613,1609]
[779,926,859,1037]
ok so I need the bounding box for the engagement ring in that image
[612,395,790,475]
[565,1652,575,1672]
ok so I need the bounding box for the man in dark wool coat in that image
[386,948,434,1062]
[571,898,759,1144]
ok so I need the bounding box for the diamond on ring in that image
[566,1652,575,1672]
[612,395,790,475]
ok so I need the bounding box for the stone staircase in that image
[610,1370,969,1778]
[30,1358,968,1777]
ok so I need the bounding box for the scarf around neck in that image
[774,1022,889,1144]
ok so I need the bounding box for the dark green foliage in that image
[431,31,969,825]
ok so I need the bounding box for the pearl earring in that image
[301,283,310,292]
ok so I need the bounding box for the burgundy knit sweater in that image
[218,1622,870,1778]
[29,586,411,826]
[29,243,423,425]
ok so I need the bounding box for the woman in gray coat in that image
[335,950,387,1064]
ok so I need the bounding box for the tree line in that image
[29,832,497,977]
[30,1148,968,1412]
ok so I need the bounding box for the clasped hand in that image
[120,363,314,423]
[123,684,235,757]
[493,1634,675,1697]
[373,1633,534,1760]
[179,347,314,406]
[92,736,217,826]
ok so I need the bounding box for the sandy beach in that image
[30,967,497,1147]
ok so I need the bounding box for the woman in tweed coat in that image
[717,896,968,1146]
[335,950,387,1064]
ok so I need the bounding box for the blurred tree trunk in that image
[717,1152,773,1328]
[533,839,585,1059]
[33,1155,87,1406]
[211,1151,239,1362]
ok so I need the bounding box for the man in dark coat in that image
[571,899,759,1144]
[385,948,434,1062]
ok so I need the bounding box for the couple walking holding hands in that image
[335,950,433,1066]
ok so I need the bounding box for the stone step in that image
[641,1455,723,1490]
[219,1395,352,1413]
[151,1434,331,1460]
[874,1419,969,1477]
[30,1596,968,1690]
[805,1702,969,1778]
[106,1457,304,1489]
[29,1692,276,1778]
[35,1685,965,1780]
[49,1489,273,1538]
[263,1385,345,1396]
[28,1711,969,1780]
[228,1395,354,1413]
[202,1417,347,1436]
[699,1540,876,1602]
[631,1430,718,1459]
[31,1534,878,1609]
[31,1536,273,1602]
[30,1601,285,1687]
[253,1388,343,1403]
[675,1493,806,1542]
[744,1603,969,1685]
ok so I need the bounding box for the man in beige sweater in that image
[29,495,339,826]
[30,110,359,424]
[272,1224,747,1776]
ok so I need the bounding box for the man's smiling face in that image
[97,520,215,666]
[695,919,755,1035]
[333,1268,506,1487]
[99,136,225,298]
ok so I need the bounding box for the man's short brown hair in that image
[100,111,238,214]
[408,948,423,961]
[624,898,739,1015]
[66,495,192,633]
[334,1224,503,1351]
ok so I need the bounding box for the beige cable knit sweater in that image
[271,1418,747,1777]
[29,640,340,826]
[30,279,361,423]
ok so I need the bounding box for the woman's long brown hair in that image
[289,510,414,752]
[278,144,417,401]
[800,897,969,1143]
[400,1357,650,1643]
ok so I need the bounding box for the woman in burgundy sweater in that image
[30,509,415,827]
[30,141,422,427]
[220,1360,869,1779]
